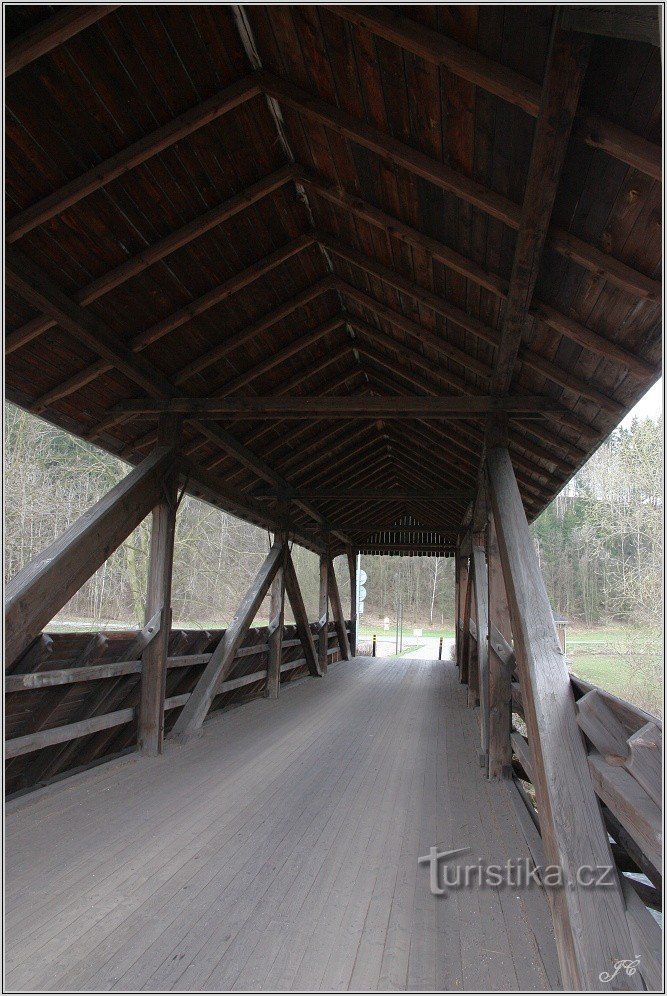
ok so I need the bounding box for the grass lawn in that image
[565,623,662,718]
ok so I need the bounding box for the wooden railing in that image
[510,659,662,990]
[5,619,351,796]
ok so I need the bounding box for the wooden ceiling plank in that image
[30,237,322,415]
[326,5,661,178]
[5,6,119,77]
[491,28,591,397]
[6,165,298,356]
[6,74,263,243]
[547,228,661,301]
[5,248,175,401]
[261,72,522,228]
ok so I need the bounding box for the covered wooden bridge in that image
[4,5,662,991]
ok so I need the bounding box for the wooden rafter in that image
[7,165,298,358]
[491,27,591,396]
[5,6,119,77]
[326,4,660,177]
[6,74,262,242]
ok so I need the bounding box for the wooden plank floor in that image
[5,657,560,991]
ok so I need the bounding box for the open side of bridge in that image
[4,5,662,991]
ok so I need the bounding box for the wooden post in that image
[471,543,489,765]
[347,547,358,656]
[318,540,330,674]
[486,445,639,990]
[487,513,513,779]
[459,557,472,684]
[467,572,479,706]
[138,415,182,755]
[266,534,286,700]
[456,554,469,671]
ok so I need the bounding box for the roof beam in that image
[546,228,660,301]
[491,27,591,396]
[6,74,262,242]
[560,5,661,46]
[111,396,564,418]
[261,73,521,229]
[30,238,324,414]
[252,490,473,501]
[326,6,661,177]
[7,165,298,357]
[5,6,118,77]
[5,248,175,400]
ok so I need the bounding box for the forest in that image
[4,403,662,637]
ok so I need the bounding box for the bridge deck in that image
[6,657,559,991]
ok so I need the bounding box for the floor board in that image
[5,657,560,991]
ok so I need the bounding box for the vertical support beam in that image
[138,415,182,755]
[266,534,286,699]
[318,539,330,674]
[347,546,358,656]
[486,445,639,990]
[487,513,513,779]
[472,543,489,768]
[467,571,479,706]
[328,555,352,661]
[459,556,472,684]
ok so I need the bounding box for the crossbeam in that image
[111,396,564,417]
[253,490,473,501]
[5,5,118,77]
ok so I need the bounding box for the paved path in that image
[6,657,559,992]
[400,636,455,660]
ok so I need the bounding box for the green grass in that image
[565,623,662,718]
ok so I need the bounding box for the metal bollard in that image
[372,634,377,657]
[438,636,443,660]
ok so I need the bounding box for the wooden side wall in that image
[5,620,351,797]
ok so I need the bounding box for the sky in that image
[620,378,663,428]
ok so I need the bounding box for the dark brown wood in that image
[6,75,261,242]
[138,415,183,756]
[112,396,563,417]
[492,28,591,395]
[262,72,521,228]
[5,6,118,76]
[5,446,176,668]
[7,166,298,361]
[5,248,175,400]
[560,5,661,46]
[283,548,322,678]
[575,114,661,180]
[170,540,284,739]
[486,444,639,990]
[487,515,513,779]
[327,555,351,662]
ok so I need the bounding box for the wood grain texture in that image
[5,658,559,992]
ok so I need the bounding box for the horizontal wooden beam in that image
[111,396,564,417]
[560,4,661,46]
[252,490,473,501]
[5,5,118,77]
[6,74,261,242]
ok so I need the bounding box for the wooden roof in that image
[5,5,662,557]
